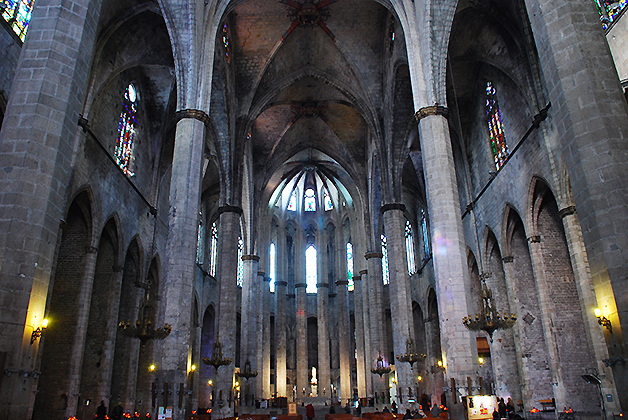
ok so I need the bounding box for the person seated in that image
[383,406,390,413]
[403,409,412,420]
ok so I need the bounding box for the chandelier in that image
[118,288,171,345]
[371,354,391,377]
[202,341,232,371]
[239,359,258,380]
[463,277,516,342]
[396,336,427,369]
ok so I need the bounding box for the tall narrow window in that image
[595,0,627,29]
[237,237,244,287]
[115,83,138,176]
[324,189,333,211]
[421,209,430,259]
[222,20,231,63]
[270,243,276,293]
[209,222,218,277]
[306,245,317,293]
[405,220,416,275]
[1,0,34,41]
[196,214,204,264]
[287,189,298,211]
[304,188,316,212]
[347,242,354,291]
[381,234,389,285]
[486,81,508,170]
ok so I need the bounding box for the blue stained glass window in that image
[287,189,298,211]
[304,188,316,212]
[306,245,317,293]
[486,81,508,170]
[237,236,244,287]
[209,222,218,277]
[381,234,389,285]
[269,243,276,293]
[196,213,204,264]
[115,83,138,176]
[405,220,416,275]
[324,189,333,211]
[421,209,430,259]
[1,0,33,41]
[347,242,354,291]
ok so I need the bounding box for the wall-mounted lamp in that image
[30,319,48,345]
[594,308,612,333]
[478,357,484,366]
[149,364,156,372]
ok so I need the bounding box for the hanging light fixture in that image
[462,277,516,342]
[202,341,232,371]
[371,354,391,377]
[396,336,427,369]
[239,359,258,380]
[118,287,171,345]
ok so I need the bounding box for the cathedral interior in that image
[0,0,627,419]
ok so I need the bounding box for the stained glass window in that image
[324,189,333,211]
[304,188,316,212]
[306,245,317,293]
[421,209,430,259]
[196,213,204,264]
[486,81,508,170]
[237,236,244,287]
[595,0,627,29]
[1,0,33,41]
[270,243,276,293]
[209,222,218,277]
[115,83,138,177]
[222,20,231,63]
[347,242,354,291]
[405,220,416,275]
[287,189,297,211]
[381,234,389,285]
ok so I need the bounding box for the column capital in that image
[295,282,307,288]
[287,293,296,299]
[365,252,383,260]
[258,271,266,277]
[317,283,329,288]
[275,281,288,287]
[380,203,406,214]
[328,293,337,298]
[558,205,577,219]
[217,205,243,216]
[415,105,450,122]
[527,235,541,243]
[174,108,211,128]
[242,255,260,262]
[353,275,361,281]
[502,256,514,263]
[336,280,349,286]
[359,269,368,275]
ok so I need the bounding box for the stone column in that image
[258,271,270,399]
[560,208,620,410]
[382,204,415,409]
[359,269,373,399]
[241,255,259,404]
[275,280,288,397]
[365,252,388,403]
[212,206,242,418]
[0,0,103,416]
[317,281,331,398]
[336,279,352,403]
[523,0,628,351]
[296,282,309,397]
[353,274,367,398]
[416,107,476,416]
[66,246,99,417]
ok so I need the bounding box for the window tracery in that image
[1,0,33,41]
[304,188,316,212]
[381,234,389,285]
[347,242,354,291]
[270,243,276,293]
[288,189,298,211]
[209,222,218,277]
[196,213,204,264]
[486,81,509,170]
[324,189,333,211]
[595,0,627,29]
[115,83,138,177]
[237,236,244,287]
[405,220,416,275]
[306,245,317,293]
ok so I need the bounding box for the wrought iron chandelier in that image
[202,341,232,371]
[463,278,516,342]
[396,337,427,369]
[371,354,391,377]
[239,359,258,380]
[118,288,171,345]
